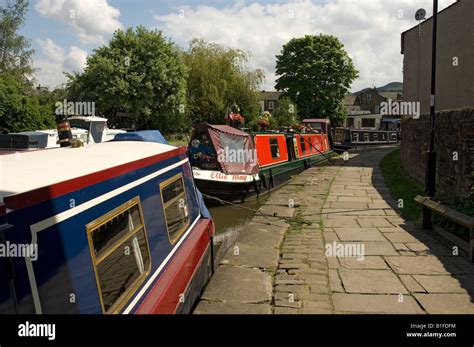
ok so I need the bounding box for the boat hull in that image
[195,151,334,204]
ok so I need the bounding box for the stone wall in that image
[401,107,474,198]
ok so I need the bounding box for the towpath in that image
[194,147,474,314]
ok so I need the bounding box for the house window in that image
[361,118,375,128]
[160,173,189,244]
[367,94,372,102]
[299,136,307,154]
[270,138,280,159]
[268,101,274,110]
[86,197,151,314]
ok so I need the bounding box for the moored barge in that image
[0,131,214,314]
[189,120,334,203]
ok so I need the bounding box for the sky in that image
[19,0,458,92]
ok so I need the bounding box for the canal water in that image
[207,196,268,234]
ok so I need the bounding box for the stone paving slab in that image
[332,293,425,314]
[385,256,467,275]
[339,269,408,294]
[194,302,272,314]
[199,266,272,304]
[337,256,389,270]
[413,294,474,314]
[412,275,474,294]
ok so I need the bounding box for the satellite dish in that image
[415,8,426,21]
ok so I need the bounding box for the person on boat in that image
[258,111,271,131]
[189,134,219,169]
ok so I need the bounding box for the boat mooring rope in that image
[201,193,312,226]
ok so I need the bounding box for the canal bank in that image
[194,156,339,314]
[194,146,474,314]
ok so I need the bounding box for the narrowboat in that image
[189,120,334,203]
[0,130,214,314]
[0,116,126,149]
[332,127,399,152]
[188,124,260,203]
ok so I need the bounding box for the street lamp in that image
[423,0,438,229]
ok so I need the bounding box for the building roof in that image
[1,141,180,206]
[380,92,402,100]
[260,91,282,100]
[343,95,357,105]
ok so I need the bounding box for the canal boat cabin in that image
[0,116,126,150]
[332,127,399,152]
[188,124,260,203]
[254,123,332,194]
[0,131,214,314]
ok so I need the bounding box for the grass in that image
[380,149,472,242]
[380,149,424,222]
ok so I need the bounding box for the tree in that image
[275,34,358,126]
[0,74,55,133]
[66,26,187,134]
[0,0,35,85]
[184,39,264,126]
[272,97,298,127]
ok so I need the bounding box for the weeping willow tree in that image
[184,38,264,126]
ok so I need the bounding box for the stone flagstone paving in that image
[194,147,474,314]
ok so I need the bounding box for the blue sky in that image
[19,0,457,91]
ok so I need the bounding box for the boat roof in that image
[68,115,108,122]
[1,141,183,209]
[302,118,330,123]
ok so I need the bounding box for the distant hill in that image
[352,82,403,95]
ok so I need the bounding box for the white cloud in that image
[65,46,88,72]
[35,0,122,44]
[154,0,457,91]
[34,38,88,88]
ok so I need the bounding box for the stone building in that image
[258,91,282,114]
[401,0,474,114]
[354,88,387,114]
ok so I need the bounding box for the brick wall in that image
[400,107,474,198]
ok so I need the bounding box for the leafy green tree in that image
[184,38,264,126]
[275,34,357,126]
[67,26,187,133]
[272,97,298,126]
[0,0,35,85]
[0,74,55,132]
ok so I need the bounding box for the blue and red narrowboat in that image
[0,130,214,314]
[189,120,334,203]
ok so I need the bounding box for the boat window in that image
[364,133,370,142]
[160,173,189,244]
[352,133,359,142]
[373,133,378,141]
[86,197,151,314]
[270,138,280,159]
[299,136,306,154]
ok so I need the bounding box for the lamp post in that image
[423,0,438,229]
